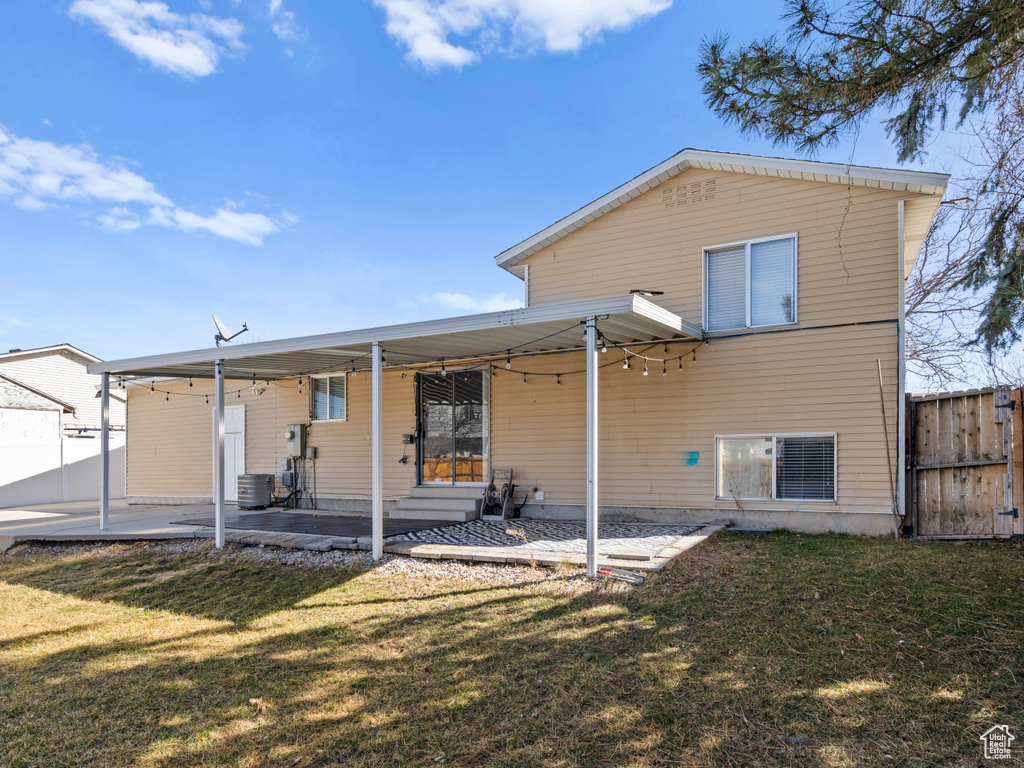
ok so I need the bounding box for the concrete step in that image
[408,485,486,500]
[388,506,479,522]
[395,496,480,512]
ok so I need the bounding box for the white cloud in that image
[97,206,142,231]
[372,0,671,69]
[425,291,524,313]
[69,0,245,78]
[157,206,281,246]
[268,0,302,43]
[0,125,282,245]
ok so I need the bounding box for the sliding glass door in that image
[418,370,489,484]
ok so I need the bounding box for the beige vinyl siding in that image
[521,168,920,329]
[0,351,126,430]
[128,322,897,515]
[491,322,897,514]
[127,372,416,499]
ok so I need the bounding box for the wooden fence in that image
[906,387,1024,538]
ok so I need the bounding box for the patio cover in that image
[87,293,702,577]
[87,294,700,380]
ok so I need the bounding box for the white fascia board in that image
[0,343,102,364]
[87,295,697,375]
[494,148,951,271]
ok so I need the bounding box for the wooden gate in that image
[907,388,1022,538]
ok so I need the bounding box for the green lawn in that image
[1,533,1021,767]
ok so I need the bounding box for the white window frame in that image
[714,432,837,503]
[311,372,348,422]
[702,233,799,332]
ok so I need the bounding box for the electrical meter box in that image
[285,423,306,457]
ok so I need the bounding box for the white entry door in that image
[212,405,246,502]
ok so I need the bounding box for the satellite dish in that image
[213,314,249,346]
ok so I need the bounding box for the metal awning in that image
[86,294,701,379]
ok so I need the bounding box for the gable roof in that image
[494,148,951,275]
[0,344,102,365]
[0,373,76,413]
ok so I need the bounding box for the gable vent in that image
[662,178,718,209]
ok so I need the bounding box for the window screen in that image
[705,236,796,331]
[776,436,835,500]
[717,437,773,500]
[750,238,795,326]
[313,375,347,421]
[706,245,746,331]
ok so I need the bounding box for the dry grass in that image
[1,532,1022,767]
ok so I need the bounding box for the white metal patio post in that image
[585,316,599,577]
[214,360,226,549]
[371,341,384,561]
[100,373,110,531]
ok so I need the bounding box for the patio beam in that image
[372,341,383,561]
[214,359,226,549]
[99,373,110,531]
[585,316,599,577]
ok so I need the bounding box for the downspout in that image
[897,200,907,538]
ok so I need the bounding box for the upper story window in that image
[312,374,347,421]
[704,235,797,332]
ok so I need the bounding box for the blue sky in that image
[0,0,952,361]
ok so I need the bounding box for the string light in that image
[623,352,630,370]
[556,374,561,385]
[662,360,667,376]
[440,359,446,377]
[189,377,193,389]
[643,360,649,376]
[692,349,697,363]
[298,376,303,394]
[601,336,607,354]
[206,395,209,405]
[523,373,527,384]
[151,382,154,393]
[351,360,357,377]
[505,349,511,369]
[679,357,684,372]
[165,393,169,402]
[381,349,386,366]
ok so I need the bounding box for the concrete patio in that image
[0,500,722,572]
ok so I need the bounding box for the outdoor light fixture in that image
[643,360,649,376]
[623,352,630,370]
[601,338,607,353]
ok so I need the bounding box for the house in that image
[0,345,126,507]
[87,149,948,570]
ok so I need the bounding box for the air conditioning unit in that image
[237,473,275,509]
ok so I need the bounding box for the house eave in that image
[494,148,951,272]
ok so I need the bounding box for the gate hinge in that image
[995,401,1018,411]
[998,508,1019,518]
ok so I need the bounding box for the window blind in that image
[750,238,795,326]
[313,375,347,420]
[776,436,835,500]
[706,245,746,331]
[329,375,346,420]
[313,377,329,420]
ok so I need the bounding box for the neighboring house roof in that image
[494,148,951,275]
[0,344,102,364]
[0,373,76,413]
